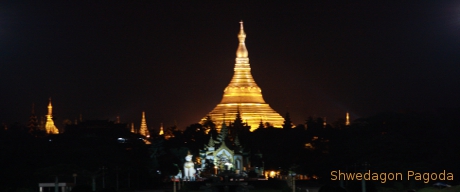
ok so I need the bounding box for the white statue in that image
[183,152,196,181]
[172,170,182,180]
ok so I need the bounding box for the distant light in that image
[49,139,52,142]
[117,138,127,143]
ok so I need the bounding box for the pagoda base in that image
[203,103,284,131]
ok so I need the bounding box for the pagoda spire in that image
[139,111,150,138]
[159,123,164,135]
[236,21,248,58]
[47,98,52,116]
[130,122,136,133]
[346,112,350,126]
[45,98,59,134]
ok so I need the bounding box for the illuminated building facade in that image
[45,98,59,134]
[203,22,285,131]
[201,122,245,174]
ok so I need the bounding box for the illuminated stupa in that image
[202,21,285,131]
[159,123,164,135]
[45,98,59,134]
[139,111,150,138]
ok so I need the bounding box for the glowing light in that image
[346,112,350,126]
[264,170,280,179]
[117,138,127,143]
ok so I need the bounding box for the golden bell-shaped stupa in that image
[202,21,285,131]
[45,98,59,134]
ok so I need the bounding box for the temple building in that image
[45,98,59,134]
[200,112,264,176]
[202,22,285,131]
[200,121,246,174]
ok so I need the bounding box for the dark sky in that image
[1,1,460,129]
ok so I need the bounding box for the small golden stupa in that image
[45,98,59,134]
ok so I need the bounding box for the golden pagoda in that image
[45,98,59,134]
[130,122,136,133]
[159,123,164,135]
[202,21,285,131]
[139,111,150,138]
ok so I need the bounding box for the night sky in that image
[1,1,460,129]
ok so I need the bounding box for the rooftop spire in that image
[236,20,248,58]
[47,98,52,116]
[130,122,136,133]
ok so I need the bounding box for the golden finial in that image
[346,111,350,126]
[159,123,164,135]
[236,21,248,58]
[47,98,53,115]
